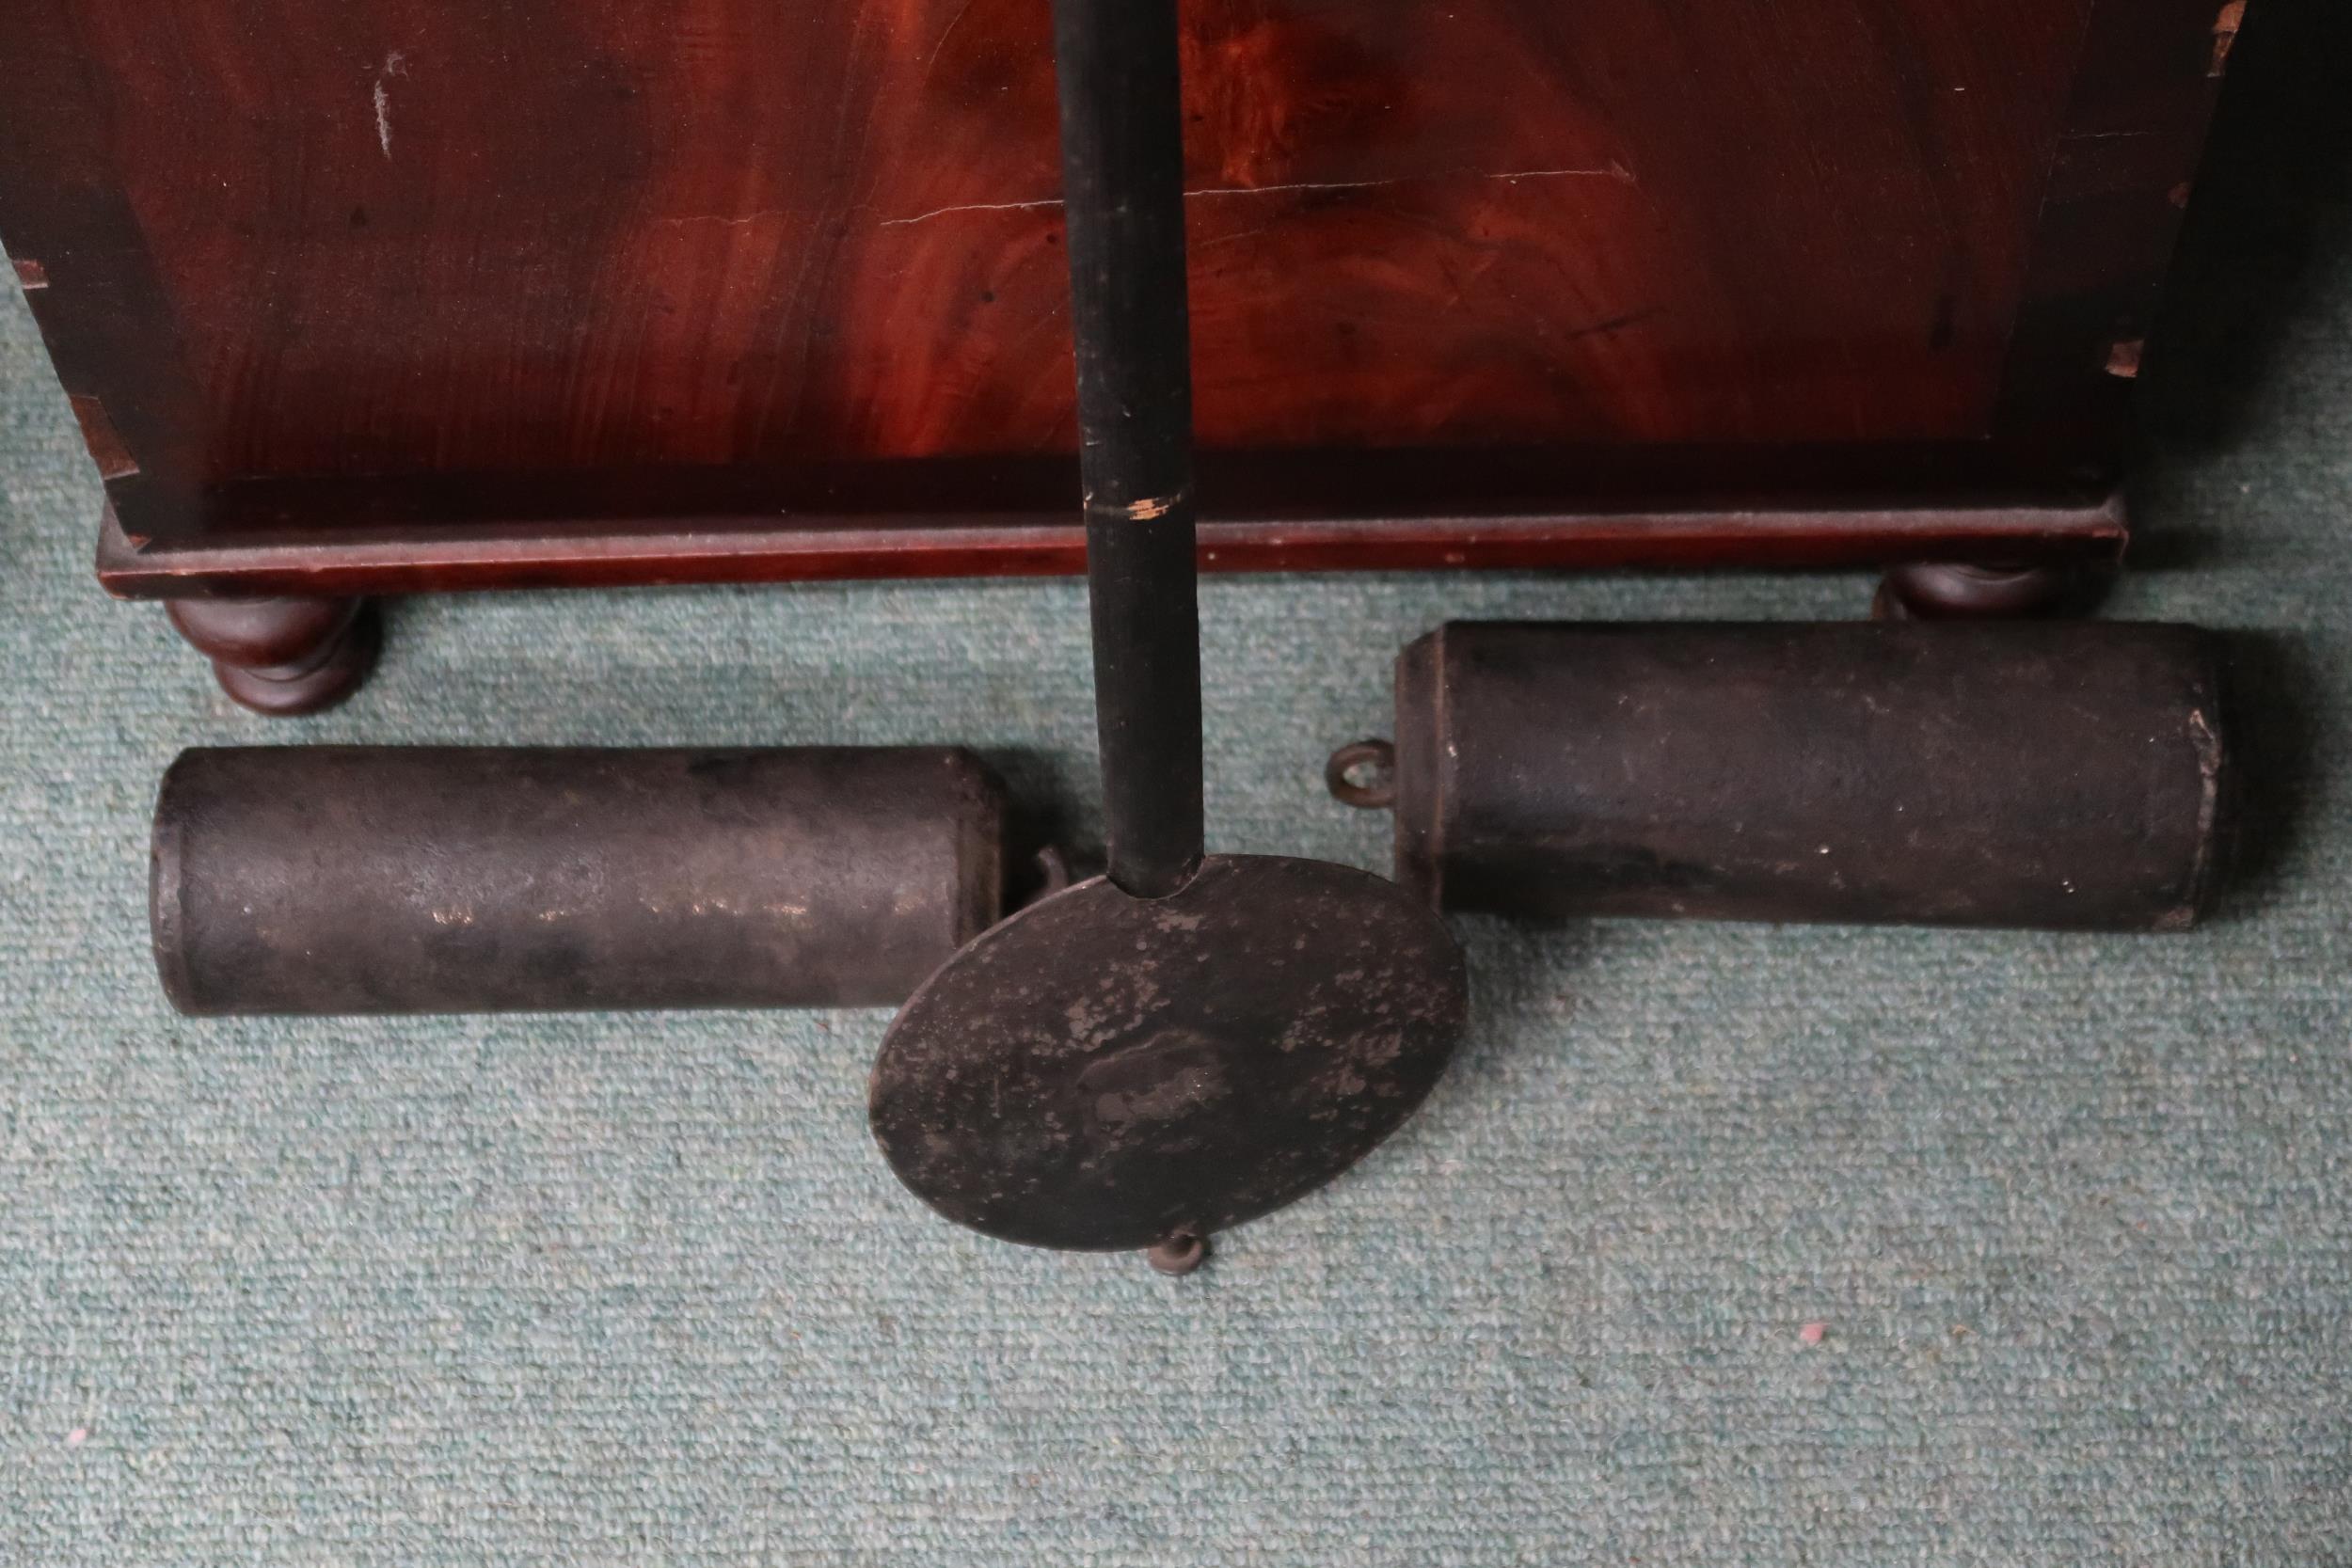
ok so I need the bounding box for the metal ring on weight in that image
[1326,738,1398,811]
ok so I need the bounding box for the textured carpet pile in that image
[4,14,2350,1560]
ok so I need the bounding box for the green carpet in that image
[5,7,2349,1560]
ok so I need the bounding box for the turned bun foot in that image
[166,596,380,717]
[1872,562,2094,622]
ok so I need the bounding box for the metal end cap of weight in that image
[868,854,1470,1252]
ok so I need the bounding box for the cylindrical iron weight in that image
[153,747,1009,1015]
[1354,622,2234,932]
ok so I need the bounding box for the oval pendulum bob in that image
[868,0,1470,1259]
[869,858,1468,1250]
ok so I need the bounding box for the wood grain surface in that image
[0,0,2236,584]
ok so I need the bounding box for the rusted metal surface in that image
[153,747,1008,1015]
[1350,621,2234,932]
[868,855,1470,1252]
[1147,1229,1209,1276]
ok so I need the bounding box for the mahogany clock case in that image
[1,0,2244,604]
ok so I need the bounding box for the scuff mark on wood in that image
[926,0,977,70]
[1559,308,1660,345]
[68,394,140,479]
[1185,164,1636,202]
[373,49,407,160]
[879,164,1637,229]
[662,210,790,229]
[881,197,1067,228]
[2211,1,2245,77]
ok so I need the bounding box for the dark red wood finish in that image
[164,594,380,714]
[0,0,2239,594]
[96,496,2130,597]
